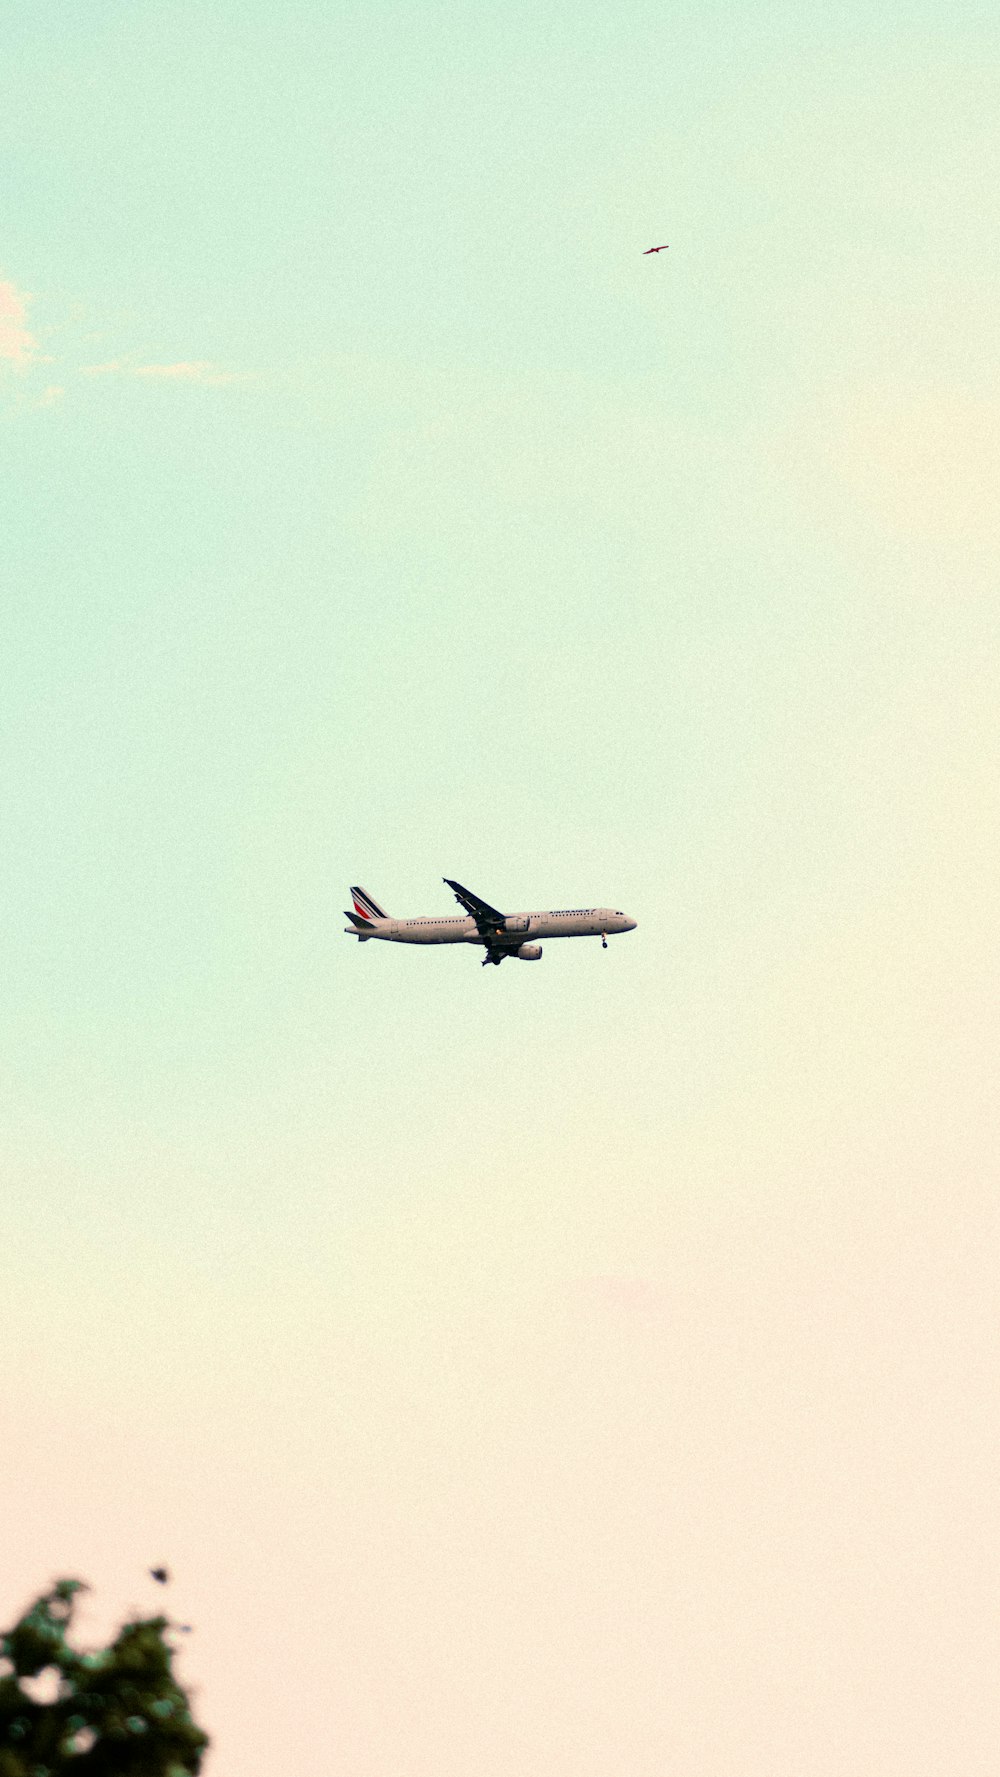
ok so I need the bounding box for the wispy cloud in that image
[82,358,247,386]
[134,360,241,384]
[0,279,36,367]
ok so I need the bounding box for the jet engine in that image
[516,943,543,960]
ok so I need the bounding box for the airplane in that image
[344,880,637,966]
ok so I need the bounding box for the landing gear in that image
[601,933,608,949]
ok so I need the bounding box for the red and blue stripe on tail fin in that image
[350,885,389,923]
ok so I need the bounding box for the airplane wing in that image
[444,878,507,933]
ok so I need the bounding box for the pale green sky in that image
[3,6,999,1774]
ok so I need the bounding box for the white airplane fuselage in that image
[345,908,636,948]
[344,881,636,965]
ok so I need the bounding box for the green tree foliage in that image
[0,1580,208,1776]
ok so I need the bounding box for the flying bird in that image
[149,1567,170,1585]
[643,244,669,254]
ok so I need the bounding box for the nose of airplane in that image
[624,914,637,932]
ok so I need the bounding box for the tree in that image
[0,1580,208,1776]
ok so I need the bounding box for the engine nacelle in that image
[516,943,543,961]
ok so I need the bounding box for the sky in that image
[2,3,998,1772]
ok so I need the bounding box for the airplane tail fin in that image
[349,885,389,922]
